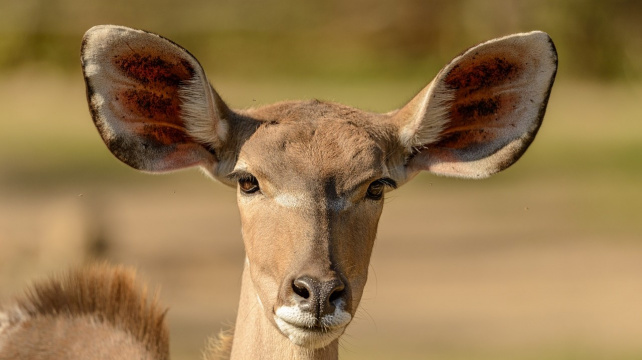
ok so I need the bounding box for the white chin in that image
[274,316,346,349]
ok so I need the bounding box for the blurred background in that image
[0,0,641,359]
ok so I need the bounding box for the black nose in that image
[292,275,346,318]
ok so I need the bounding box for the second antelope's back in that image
[0,265,168,360]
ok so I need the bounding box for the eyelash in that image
[229,172,396,199]
[365,178,396,201]
[238,175,260,194]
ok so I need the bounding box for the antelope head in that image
[81,25,556,352]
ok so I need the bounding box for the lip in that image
[273,301,353,348]
[274,315,347,348]
[278,317,345,332]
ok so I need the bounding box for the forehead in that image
[238,101,386,187]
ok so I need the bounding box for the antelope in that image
[0,264,170,360]
[1,25,557,359]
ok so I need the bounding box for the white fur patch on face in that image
[274,301,352,348]
[272,192,353,212]
[273,192,308,208]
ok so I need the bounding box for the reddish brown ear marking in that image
[113,53,194,86]
[106,50,201,166]
[435,53,526,150]
[445,56,518,91]
[120,89,178,120]
[437,128,490,150]
[455,96,500,118]
[112,51,194,127]
[140,124,193,146]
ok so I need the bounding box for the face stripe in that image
[272,192,353,211]
[273,193,308,208]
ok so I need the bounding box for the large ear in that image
[392,31,557,178]
[81,25,230,174]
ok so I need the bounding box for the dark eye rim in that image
[238,175,260,194]
[227,170,261,195]
[366,178,397,200]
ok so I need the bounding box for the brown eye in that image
[365,180,385,200]
[239,176,260,194]
[365,178,397,201]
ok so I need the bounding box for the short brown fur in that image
[0,264,168,360]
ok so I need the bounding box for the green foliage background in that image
[1,0,641,80]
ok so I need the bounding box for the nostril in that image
[292,278,311,299]
[327,279,345,306]
[328,287,344,304]
[291,275,348,316]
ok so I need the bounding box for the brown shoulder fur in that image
[202,328,234,360]
[13,263,169,360]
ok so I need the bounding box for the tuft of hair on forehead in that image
[13,263,169,360]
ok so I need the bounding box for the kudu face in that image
[233,105,400,346]
[81,25,556,349]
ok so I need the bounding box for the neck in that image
[229,264,339,360]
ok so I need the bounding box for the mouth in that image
[274,305,352,348]
[274,316,348,348]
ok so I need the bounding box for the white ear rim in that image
[420,136,529,179]
[82,25,130,149]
